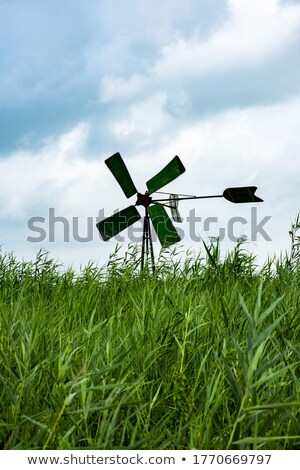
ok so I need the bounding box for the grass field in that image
[0,216,299,450]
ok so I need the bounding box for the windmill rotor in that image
[96,152,263,272]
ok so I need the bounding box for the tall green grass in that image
[0,216,299,450]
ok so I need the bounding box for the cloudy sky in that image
[0,0,299,270]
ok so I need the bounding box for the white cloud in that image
[99,74,148,103]
[0,122,99,220]
[99,0,300,106]
[111,93,171,142]
[154,95,300,191]
[155,0,300,77]
[0,121,118,268]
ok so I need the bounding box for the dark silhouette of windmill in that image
[96,152,263,271]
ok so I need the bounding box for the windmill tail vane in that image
[96,152,263,271]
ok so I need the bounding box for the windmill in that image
[96,152,263,272]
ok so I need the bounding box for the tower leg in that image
[147,213,155,273]
[141,216,147,271]
[141,209,155,273]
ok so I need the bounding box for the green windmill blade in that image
[96,205,141,241]
[146,156,185,194]
[105,152,138,198]
[223,186,264,203]
[148,204,181,248]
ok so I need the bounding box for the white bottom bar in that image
[0,450,299,469]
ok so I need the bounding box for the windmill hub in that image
[136,192,152,208]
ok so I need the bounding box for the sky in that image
[0,0,299,270]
